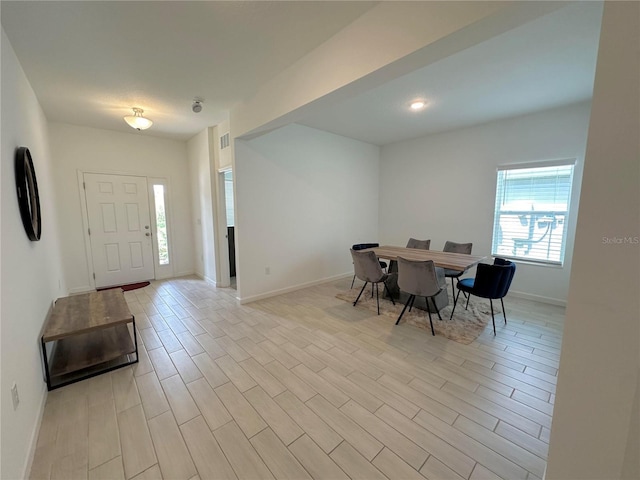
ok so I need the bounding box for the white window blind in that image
[492,160,575,265]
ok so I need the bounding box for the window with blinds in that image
[491,160,575,265]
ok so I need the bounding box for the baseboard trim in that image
[68,285,94,295]
[174,271,197,278]
[195,273,217,287]
[238,272,352,304]
[508,289,566,307]
[22,386,48,479]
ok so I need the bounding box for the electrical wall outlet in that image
[11,383,19,410]
[265,266,270,275]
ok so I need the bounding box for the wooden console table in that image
[41,289,138,390]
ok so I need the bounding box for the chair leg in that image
[375,283,380,315]
[350,274,356,289]
[500,298,507,324]
[451,276,469,300]
[426,309,435,336]
[490,298,496,335]
[383,282,395,305]
[354,282,368,307]
[450,289,462,320]
[396,295,414,325]
[408,295,416,312]
[465,292,471,310]
[425,297,442,321]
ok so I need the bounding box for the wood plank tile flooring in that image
[30,276,563,479]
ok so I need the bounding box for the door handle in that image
[146,232,151,237]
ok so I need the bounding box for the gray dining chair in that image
[442,241,473,305]
[351,249,395,314]
[350,243,387,289]
[388,238,431,286]
[406,238,431,250]
[395,257,445,335]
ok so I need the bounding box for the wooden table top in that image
[42,289,133,342]
[365,245,486,272]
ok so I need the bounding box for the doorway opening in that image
[224,170,237,289]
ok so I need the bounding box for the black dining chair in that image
[449,258,516,335]
[351,249,395,315]
[350,243,387,288]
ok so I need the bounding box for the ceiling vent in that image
[220,133,230,149]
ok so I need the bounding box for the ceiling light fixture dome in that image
[124,107,153,130]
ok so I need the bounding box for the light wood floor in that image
[30,275,564,480]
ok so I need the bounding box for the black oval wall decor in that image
[15,147,42,241]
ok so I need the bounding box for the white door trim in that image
[214,168,231,287]
[77,170,97,291]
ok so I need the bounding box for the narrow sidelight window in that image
[153,184,170,265]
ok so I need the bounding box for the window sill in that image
[492,255,565,269]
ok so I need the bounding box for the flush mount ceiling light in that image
[124,107,153,130]
[409,100,428,111]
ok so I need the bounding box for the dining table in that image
[363,245,486,272]
[361,245,486,310]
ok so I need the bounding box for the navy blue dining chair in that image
[449,258,516,335]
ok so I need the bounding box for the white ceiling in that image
[2,2,602,145]
[299,2,603,145]
[1,1,376,140]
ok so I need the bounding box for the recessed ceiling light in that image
[410,100,427,111]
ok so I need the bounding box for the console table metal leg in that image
[132,315,139,363]
[41,337,52,391]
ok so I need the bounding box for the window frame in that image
[223,170,235,228]
[148,177,174,280]
[491,158,577,266]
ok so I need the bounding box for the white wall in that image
[379,102,592,304]
[1,30,66,479]
[235,124,379,302]
[187,129,216,283]
[48,123,194,293]
[546,2,639,478]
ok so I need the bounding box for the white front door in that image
[84,173,155,288]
